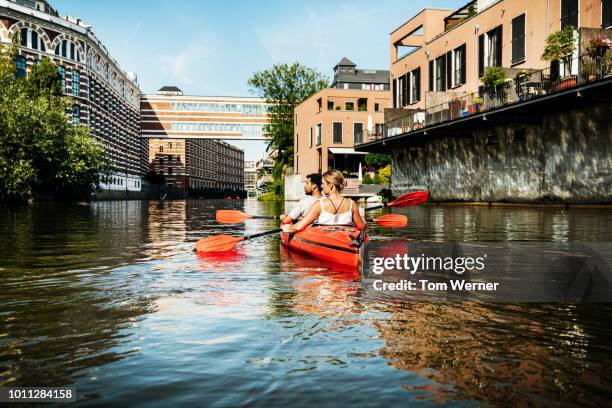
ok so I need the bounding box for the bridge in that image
[141,93,272,141]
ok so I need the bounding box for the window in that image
[561,0,579,28]
[316,123,322,145]
[327,100,334,110]
[15,56,26,78]
[353,122,363,144]
[374,103,380,112]
[72,106,80,125]
[31,31,38,50]
[480,25,502,74]
[333,122,342,143]
[72,70,80,96]
[309,127,313,147]
[20,28,27,47]
[168,167,173,175]
[435,55,446,91]
[603,0,611,28]
[410,67,421,102]
[345,102,354,111]
[58,65,65,92]
[512,14,526,63]
[453,45,466,86]
[159,145,164,152]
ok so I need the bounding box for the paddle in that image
[215,191,428,224]
[216,210,277,224]
[197,214,407,253]
[195,228,282,253]
[364,191,428,211]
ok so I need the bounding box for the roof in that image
[334,57,356,68]
[158,86,183,92]
[332,69,390,86]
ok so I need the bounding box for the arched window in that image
[55,39,80,61]
[19,27,45,51]
[72,105,80,125]
[14,56,26,78]
[72,70,80,96]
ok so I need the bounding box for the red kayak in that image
[280,225,367,268]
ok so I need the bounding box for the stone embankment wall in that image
[392,104,612,204]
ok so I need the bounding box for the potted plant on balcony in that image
[542,26,577,89]
[587,38,611,59]
[481,67,507,107]
[469,95,484,113]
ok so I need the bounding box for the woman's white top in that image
[316,197,353,225]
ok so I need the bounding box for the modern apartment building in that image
[141,87,271,194]
[293,59,391,181]
[0,0,144,193]
[382,0,611,132]
[356,0,611,204]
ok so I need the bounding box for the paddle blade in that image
[388,191,428,208]
[372,214,408,228]
[216,210,253,224]
[195,235,245,253]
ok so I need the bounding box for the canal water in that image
[1,200,611,406]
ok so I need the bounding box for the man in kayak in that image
[280,173,323,224]
[281,170,366,233]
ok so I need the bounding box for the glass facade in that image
[170,102,270,114]
[170,122,266,137]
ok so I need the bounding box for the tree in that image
[25,57,63,99]
[365,153,391,169]
[248,63,328,197]
[0,50,106,203]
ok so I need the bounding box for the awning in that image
[328,147,368,155]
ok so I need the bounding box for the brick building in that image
[0,0,144,193]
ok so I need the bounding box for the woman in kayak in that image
[281,170,366,233]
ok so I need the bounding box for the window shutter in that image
[446,51,452,88]
[415,68,421,101]
[461,44,467,84]
[495,26,503,67]
[429,60,434,91]
[478,34,485,77]
[440,56,447,91]
[393,78,397,108]
[403,73,409,106]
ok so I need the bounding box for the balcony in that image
[357,50,612,149]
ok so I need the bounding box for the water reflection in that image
[375,302,612,406]
[0,200,610,406]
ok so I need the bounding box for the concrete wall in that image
[284,173,305,202]
[392,104,612,204]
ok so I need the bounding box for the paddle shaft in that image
[244,228,282,240]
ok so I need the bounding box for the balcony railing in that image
[362,50,612,145]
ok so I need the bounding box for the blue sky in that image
[52,0,459,159]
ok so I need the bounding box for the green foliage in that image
[248,63,328,198]
[542,26,577,62]
[467,5,476,17]
[372,173,381,185]
[481,67,507,90]
[25,57,62,99]
[365,153,391,169]
[362,173,373,184]
[377,164,391,185]
[257,191,277,201]
[0,52,106,203]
